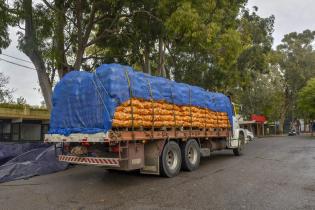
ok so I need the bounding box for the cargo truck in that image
[45,64,247,177]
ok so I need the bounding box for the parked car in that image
[244,129,254,141]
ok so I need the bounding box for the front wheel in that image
[160,141,182,177]
[233,132,245,156]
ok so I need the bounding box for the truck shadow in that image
[100,151,235,180]
[200,151,235,164]
[53,151,237,191]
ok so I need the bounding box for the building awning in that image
[239,120,267,125]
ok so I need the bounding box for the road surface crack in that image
[255,156,284,162]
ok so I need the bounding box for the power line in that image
[0,53,33,63]
[0,57,36,70]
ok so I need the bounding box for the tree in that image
[0,0,275,111]
[94,2,274,93]
[164,0,246,90]
[16,96,27,105]
[0,0,128,110]
[92,0,165,75]
[272,30,315,133]
[298,77,315,134]
[0,72,13,103]
[236,7,274,88]
[239,67,284,122]
[0,0,12,52]
[163,4,274,93]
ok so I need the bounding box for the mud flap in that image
[140,140,165,175]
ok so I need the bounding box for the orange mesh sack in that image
[112,98,230,129]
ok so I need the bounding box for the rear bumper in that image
[59,155,120,167]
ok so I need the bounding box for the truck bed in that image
[45,127,230,143]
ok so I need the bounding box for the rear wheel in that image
[181,139,200,171]
[160,141,182,177]
[233,132,245,156]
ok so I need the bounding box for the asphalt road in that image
[1,136,315,210]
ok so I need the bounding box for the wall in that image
[21,124,41,141]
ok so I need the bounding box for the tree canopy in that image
[0,72,13,103]
[274,30,315,130]
[1,0,315,131]
[298,77,315,119]
[0,0,276,111]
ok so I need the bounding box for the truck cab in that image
[227,103,246,155]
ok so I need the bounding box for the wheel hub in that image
[167,149,178,170]
[188,145,198,165]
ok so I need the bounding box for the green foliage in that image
[237,8,274,82]
[240,29,315,127]
[0,103,27,109]
[274,30,315,119]
[0,0,13,51]
[16,96,27,105]
[298,77,315,118]
[0,1,275,112]
[239,67,284,121]
[0,72,13,103]
[91,1,274,94]
[1,0,274,85]
[165,4,274,92]
[164,1,246,91]
[0,102,47,111]
[277,30,315,94]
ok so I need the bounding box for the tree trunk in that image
[73,45,85,70]
[29,52,53,111]
[158,38,166,77]
[73,0,84,70]
[55,0,68,78]
[143,43,151,75]
[165,66,171,79]
[279,105,288,134]
[22,0,52,111]
[73,0,97,71]
[278,88,292,134]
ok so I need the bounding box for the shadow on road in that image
[71,150,236,185]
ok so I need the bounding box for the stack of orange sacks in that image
[112,98,230,129]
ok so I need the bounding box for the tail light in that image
[81,138,90,146]
[81,142,90,147]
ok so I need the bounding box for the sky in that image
[247,0,315,46]
[0,27,42,105]
[1,0,315,105]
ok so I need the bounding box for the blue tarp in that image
[0,142,49,165]
[0,143,68,183]
[49,63,234,136]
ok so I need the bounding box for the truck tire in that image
[181,139,200,171]
[160,141,182,177]
[233,132,245,156]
